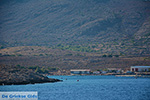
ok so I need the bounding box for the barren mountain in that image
[0,0,150,56]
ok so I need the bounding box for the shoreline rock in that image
[0,78,62,85]
[0,65,62,85]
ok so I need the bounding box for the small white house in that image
[93,71,100,74]
[131,66,150,72]
[101,71,107,74]
[70,69,91,75]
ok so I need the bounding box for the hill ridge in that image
[0,0,150,56]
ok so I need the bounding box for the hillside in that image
[0,46,150,71]
[0,0,150,56]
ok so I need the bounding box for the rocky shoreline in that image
[0,65,62,85]
[0,78,62,85]
[0,76,62,85]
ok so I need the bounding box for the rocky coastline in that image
[0,65,62,85]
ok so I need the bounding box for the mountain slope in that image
[0,0,150,55]
[0,46,150,70]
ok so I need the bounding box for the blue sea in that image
[0,75,150,100]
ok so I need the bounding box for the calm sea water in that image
[0,75,150,100]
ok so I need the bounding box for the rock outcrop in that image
[0,65,62,85]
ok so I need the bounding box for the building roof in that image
[70,69,91,71]
[107,68,121,70]
[131,66,150,68]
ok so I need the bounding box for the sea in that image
[0,75,150,100]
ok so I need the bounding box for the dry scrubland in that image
[0,0,150,56]
[0,46,150,71]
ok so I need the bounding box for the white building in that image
[131,66,150,72]
[101,71,107,74]
[70,69,91,75]
[93,71,100,74]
